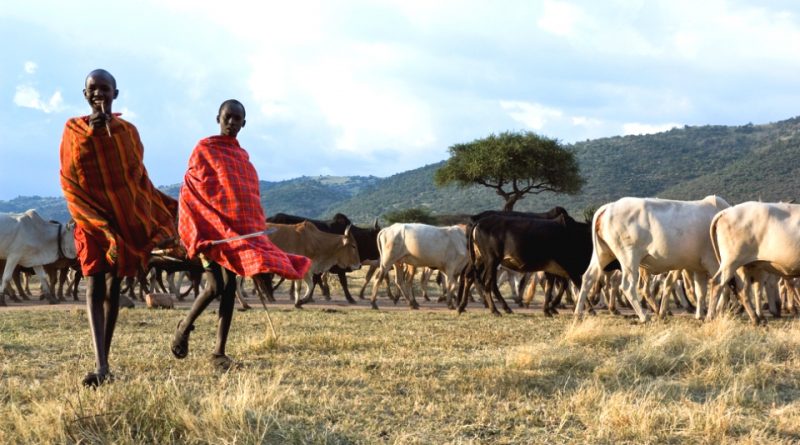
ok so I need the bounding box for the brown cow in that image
[265,221,361,308]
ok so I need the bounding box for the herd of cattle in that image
[4,195,800,325]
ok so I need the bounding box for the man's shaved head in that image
[218,99,245,117]
[85,69,116,89]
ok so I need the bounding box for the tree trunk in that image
[503,194,521,211]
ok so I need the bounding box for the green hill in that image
[4,116,799,223]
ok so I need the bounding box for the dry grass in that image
[2,304,800,444]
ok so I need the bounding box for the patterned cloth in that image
[60,114,178,277]
[178,135,310,279]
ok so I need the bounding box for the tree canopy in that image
[383,207,437,225]
[434,131,584,211]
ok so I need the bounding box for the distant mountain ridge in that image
[4,116,799,224]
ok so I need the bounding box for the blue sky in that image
[2,0,799,200]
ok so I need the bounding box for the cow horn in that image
[344,224,352,236]
[373,218,380,229]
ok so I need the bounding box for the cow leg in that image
[12,269,27,301]
[0,258,18,305]
[314,273,329,301]
[296,274,316,308]
[358,264,378,300]
[57,267,69,301]
[32,265,58,304]
[486,264,512,314]
[337,271,356,304]
[745,271,764,322]
[521,272,538,308]
[393,264,419,309]
[46,267,60,301]
[456,265,472,314]
[575,260,605,319]
[618,259,648,323]
[235,276,251,311]
[657,271,678,319]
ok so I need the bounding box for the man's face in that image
[217,103,246,137]
[83,73,118,114]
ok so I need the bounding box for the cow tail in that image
[591,205,608,266]
[709,211,723,264]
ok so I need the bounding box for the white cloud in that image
[118,107,137,119]
[571,116,603,128]
[537,0,586,37]
[13,85,64,113]
[23,61,37,74]
[622,122,681,136]
[500,101,563,130]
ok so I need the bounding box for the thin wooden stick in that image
[100,103,112,137]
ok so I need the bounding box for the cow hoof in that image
[370,304,379,310]
[410,303,420,310]
[543,311,553,318]
[345,298,357,305]
[294,303,305,309]
[48,298,60,305]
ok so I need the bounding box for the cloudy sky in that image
[2,0,799,200]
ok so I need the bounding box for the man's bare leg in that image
[84,272,111,387]
[211,268,237,369]
[172,264,224,359]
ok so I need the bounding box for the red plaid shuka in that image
[60,114,178,277]
[178,135,310,278]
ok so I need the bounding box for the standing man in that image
[60,69,178,387]
[172,99,310,369]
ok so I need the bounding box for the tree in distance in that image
[383,207,437,225]
[434,131,584,211]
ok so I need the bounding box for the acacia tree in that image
[434,131,584,211]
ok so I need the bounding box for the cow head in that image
[338,225,362,271]
[62,220,78,259]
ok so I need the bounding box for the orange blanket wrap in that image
[59,115,178,277]
[178,135,311,279]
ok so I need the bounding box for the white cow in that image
[709,202,800,324]
[575,195,730,322]
[370,223,467,310]
[0,210,77,305]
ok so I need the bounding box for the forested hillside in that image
[4,117,799,224]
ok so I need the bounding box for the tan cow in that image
[266,221,361,308]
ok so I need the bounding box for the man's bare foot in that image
[210,353,235,371]
[171,321,194,359]
[82,371,113,388]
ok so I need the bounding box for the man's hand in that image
[88,111,110,129]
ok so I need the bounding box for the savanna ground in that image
[2,271,800,444]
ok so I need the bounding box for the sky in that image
[2,0,799,200]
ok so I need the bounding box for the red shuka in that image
[178,135,310,278]
[60,115,178,277]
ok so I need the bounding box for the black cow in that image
[458,211,593,316]
[266,213,380,303]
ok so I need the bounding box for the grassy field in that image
[2,295,800,444]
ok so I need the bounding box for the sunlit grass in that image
[2,302,800,443]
